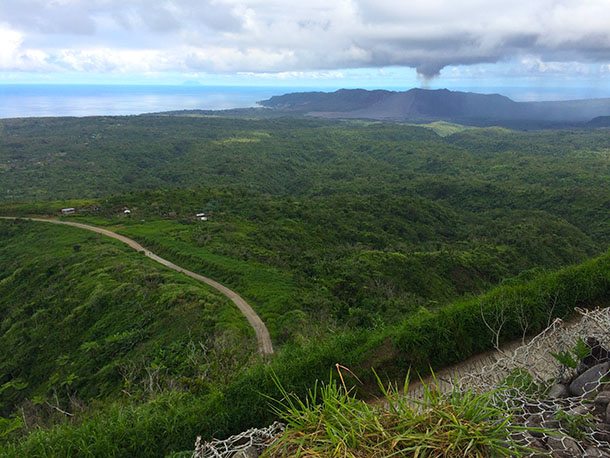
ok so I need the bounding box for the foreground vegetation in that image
[0,220,254,447]
[0,115,609,454]
[1,234,608,456]
[266,374,533,457]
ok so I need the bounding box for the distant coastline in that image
[2,84,610,119]
[0,85,301,118]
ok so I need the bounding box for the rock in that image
[527,438,548,457]
[546,436,582,457]
[595,391,610,406]
[585,446,610,457]
[525,414,545,438]
[509,431,530,447]
[577,361,590,375]
[233,446,260,458]
[569,362,610,397]
[542,419,561,430]
[592,400,608,418]
[548,383,570,399]
[565,404,590,417]
[592,425,610,443]
[606,402,610,423]
[525,403,545,415]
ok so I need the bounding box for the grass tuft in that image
[265,370,536,457]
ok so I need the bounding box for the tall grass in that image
[265,371,535,457]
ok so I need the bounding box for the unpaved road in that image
[0,217,274,356]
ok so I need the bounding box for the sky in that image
[1,0,610,94]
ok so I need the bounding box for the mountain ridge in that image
[258,88,610,125]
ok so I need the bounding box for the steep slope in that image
[3,246,609,457]
[0,217,274,356]
[0,219,254,418]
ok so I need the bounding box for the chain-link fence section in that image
[460,308,609,389]
[459,307,610,456]
[192,421,284,458]
[192,308,610,457]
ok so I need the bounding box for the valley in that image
[0,113,609,456]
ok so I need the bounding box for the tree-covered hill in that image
[258,88,610,124]
[2,116,609,336]
[2,235,608,457]
[0,219,254,425]
[2,115,608,203]
[0,114,609,455]
[2,115,610,340]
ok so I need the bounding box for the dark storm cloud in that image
[1,0,610,77]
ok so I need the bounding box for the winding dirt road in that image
[0,217,274,356]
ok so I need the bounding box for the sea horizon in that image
[0,85,297,119]
[2,84,610,119]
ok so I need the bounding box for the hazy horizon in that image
[3,83,610,119]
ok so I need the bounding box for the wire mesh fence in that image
[192,307,610,457]
[459,307,610,456]
[193,422,284,458]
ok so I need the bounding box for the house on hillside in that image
[61,207,75,215]
[123,209,131,215]
[196,212,208,221]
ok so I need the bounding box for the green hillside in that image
[0,220,253,433]
[0,115,609,455]
[2,239,608,456]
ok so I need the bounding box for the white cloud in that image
[0,24,51,71]
[1,0,610,79]
[237,70,345,80]
[53,48,165,73]
[0,26,23,66]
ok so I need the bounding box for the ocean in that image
[1,84,609,119]
[0,85,310,119]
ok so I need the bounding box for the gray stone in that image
[569,362,610,397]
[548,383,570,399]
[527,438,548,457]
[585,447,610,457]
[566,404,591,416]
[546,436,582,457]
[592,424,610,445]
[525,414,545,438]
[542,410,556,421]
[595,391,610,406]
[606,402,610,423]
[577,361,590,375]
[592,400,607,418]
[542,419,561,430]
[232,446,260,458]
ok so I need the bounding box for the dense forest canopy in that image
[0,114,609,455]
[1,116,609,332]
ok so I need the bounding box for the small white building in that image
[61,208,75,215]
[196,212,208,221]
[123,209,131,215]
